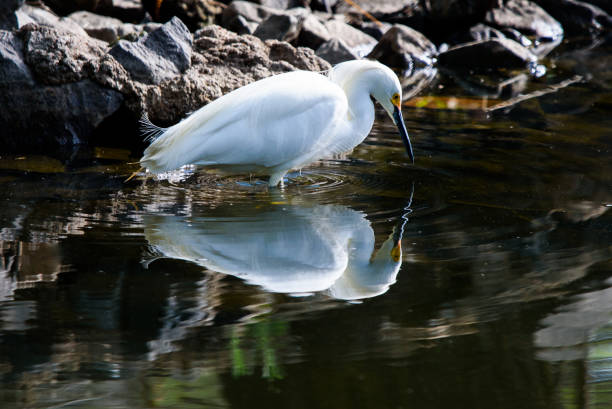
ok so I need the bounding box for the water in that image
[0,44,611,409]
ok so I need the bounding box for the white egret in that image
[137,59,414,186]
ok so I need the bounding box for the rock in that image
[468,23,506,42]
[105,0,145,22]
[297,14,331,49]
[0,0,23,30]
[144,0,223,31]
[353,21,392,40]
[40,0,112,16]
[68,11,137,43]
[222,1,280,26]
[256,0,304,9]
[485,0,563,41]
[535,0,612,36]
[367,24,436,70]
[110,17,192,85]
[0,30,34,87]
[583,0,612,15]
[0,80,123,149]
[226,14,258,34]
[16,4,90,36]
[316,37,358,64]
[334,0,408,16]
[438,38,537,70]
[20,24,106,85]
[324,19,377,57]
[253,13,301,42]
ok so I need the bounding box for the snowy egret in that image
[137,59,414,186]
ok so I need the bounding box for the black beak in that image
[392,105,414,164]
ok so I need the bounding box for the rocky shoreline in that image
[0,0,610,150]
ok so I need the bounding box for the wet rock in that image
[0,0,23,30]
[68,11,137,43]
[110,17,192,85]
[316,37,358,64]
[253,13,301,42]
[485,0,563,41]
[438,38,537,71]
[468,23,506,42]
[324,19,377,57]
[0,30,34,87]
[535,0,612,36]
[583,0,612,15]
[16,4,89,36]
[367,24,436,70]
[297,14,331,49]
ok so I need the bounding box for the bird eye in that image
[391,93,400,107]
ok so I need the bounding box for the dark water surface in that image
[1,45,611,409]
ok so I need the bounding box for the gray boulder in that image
[316,37,359,64]
[438,37,537,70]
[324,18,377,57]
[222,1,280,27]
[110,17,192,85]
[485,0,563,41]
[367,24,436,70]
[16,4,89,36]
[68,11,136,43]
[297,14,331,49]
[0,30,33,87]
[253,13,302,42]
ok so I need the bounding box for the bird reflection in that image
[143,198,412,301]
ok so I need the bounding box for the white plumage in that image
[138,59,414,186]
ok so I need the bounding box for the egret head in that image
[370,65,415,164]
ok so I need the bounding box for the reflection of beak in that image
[390,240,401,262]
[392,105,414,164]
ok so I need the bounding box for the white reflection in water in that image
[144,203,408,301]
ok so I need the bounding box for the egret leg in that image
[268,172,286,187]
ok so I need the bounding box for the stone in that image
[535,0,612,36]
[354,21,392,40]
[253,13,301,42]
[20,24,106,85]
[316,37,359,64]
[16,4,90,36]
[257,0,304,9]
[0,0,23,30]
[324,19,377,57]
[485,0,563,41]
[468,23,506,42]
[334,0,409,16]
[110,17,192,85]
[68,11,137,43]
[438,38,537,70]
[226,14,258,34]
[222,1,279,26]
[106,0,145,22]
[367,24,436,69]
[297,14,331,49]
[0,30,34,87]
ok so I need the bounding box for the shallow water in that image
[0,45,611,409]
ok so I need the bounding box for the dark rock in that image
[485,0,563,41]
[253,13,301,42]
[110,17,192,85]
[0,30,34,87]
[256,0,304,9]
[143,0,223,31]
[469,23,506,42]
[40,0,112,15]
[583,0,612,15]
[316,37,358,64]
[297,14,331,49]
[353,21,392,40]
[0,80,123,149]
[105,0,145,23]
[324,18,377,57]
[438,38,537,70]
[535,0,612,36]
[0,0,23,30]
[68,11,137,43]
[367,24,436,70]
[226,14,258,34]
[501,27,533,47]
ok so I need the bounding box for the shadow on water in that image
[0,46,611,408]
